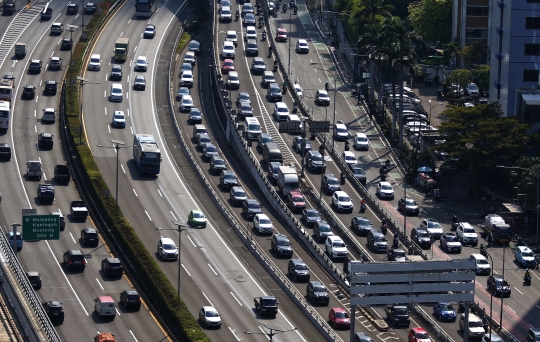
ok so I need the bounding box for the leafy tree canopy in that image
[408,0,452,44]
[470,64,490,92]
[462,41,489,66]
[445,69,471,91]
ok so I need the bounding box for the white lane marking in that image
[187,235,196,247]
[34,110,36,117]
[69,232,76,243]
[35,96,38,103]
[34,126,37,133]
[95,278,104,290]
[104,107,107,116]
[115,308,121,316]
[258,326,271,340]
[230,292,243,306]
[107,125,111,133]
[514,287,523,295]
[208,263,218,275]
[133,189,138,196]
[228,327,241,341]
[104,90,106,97]
[202,292,214,307]
[105,74,108,82]
[170,211,177,221]
[145,210,152,221]
[121,164,126,174]
[157,189,162,197]
[181,264,191,276]
[129,330,138,342]
[507,306,516,313]
[43,173,47,180]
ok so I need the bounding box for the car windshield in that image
[112,88,122,94]
[248,124,260,130]
[416,332,429,338]
[394,308,408,315]
[522,250,534,257]
[374,235,387,242]
[463,227,476,233]
[338,195,350,202]
[112,66,121,72]
[261,298,277,305]
[206,310,219,317]
[224,174,235,179]
[337,127,347,133]
[327,178,339,185]
[313,285,326,292]
[311,154,322,161]
[345,155,356,161]
[199,136,211,143]
[114,114,124,120]
[439,304,454,311]
[417,231,429,238]
[234,190,246,196]
[427,221,442,228]
[353,168,364,175]
[182,98,192,104]
[241,103,252,110]
[248,43,257,48]
[178,88,189,95]
[357,218,370,225]
[495,279,509,286]
[319,225,331,232]
[306,210,319,217]
[183,74,193,79]
[332,241,345,248]
[137,58,146,64]
[206,146,217,153]
[477,259,489,265]
[214,159,225,165]
[239,94,250,100]
[163,244,176,250]
[224,61,234,67]
[278,239,291,246]
[334,312,349,319]
[192,212,204,218]
[246,13,254,19]
[405,199,416,205]
[229,75,239,81]
[90,57,99,63]
[248,202,260,208]
[469,321,483,328]
[136,76,145,82]
[259,217,271,224]
[278,107,288,113]
[445,235,457,241]
[222,9,231,14]
[226,33,236,39]
[381,184,392,190]
[292,197,304,202]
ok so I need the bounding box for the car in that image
[246,25,257,41]
[29,59,43,73]
[158,236,179,260]
[237,92,252,105]
[459,313,485,338]
[306,150,324,171]
[411,227,432,249]
[246,39,259,56]
[482,333,503,342]
[316,89,330,105]
[36,130,54,149]
[180,70,194,87]
[325,235,348,259]
[314,220,334,242]
[242,2,254,14]
[210,156,227,174]
[332,191,353,212]
[120,290,141,310]
[42,108,56,123]
[292,137,311,154]
[176,86,190,100]
[456,222,479,246]
[253,213,273,234]
[50,22,64,34]
[296,39,309,53]
[219,5,232,21]
[294,84,303,98]
[180,94,194,112]
[273,102,289,121]
[439,233,462,253]
[242,198,263,219]
[111,110,126,128]
[220,170,238,189]
[376,181,394,200]
[527,327,540,342]
[26,271,42,290]
[351,216,373,236]
[188,209,207,228]
[44,80,58,95]
[276,28,288,42]
[420,218,444,239]
[43,301,64,324]
[243,13,256,26]
[61,38,73,50]
[433,302,456,321]
[101,257,124,277]
[0,143,10,161]
[397,197,419,215]
[202,144,218,161]
[271,234,293,257]
[322,173,341,194]
[144,24,156,38]
[408,327,431,342]
[307,280,329,304]
[350,164,367,185]
[342,151,357,166]
[67,3,79,13]
[23,84,36,99]
[287,190,306,212]
[134,56,148,71]
[221,59,235,74]
[467,82,479,95]
[188,107,203,124]
[109,83,123,102]
[225,30,238,46]
[85,2,97,13]
[262,71,276,87]
[227,71,240,89]
[251,56,266,73]
[239,102,254,117]
[180,62,193,73]
[333,120,349,141]
[188,40,201,54]
[63,249,87,270]
[88,54,101,71]
[109,64,122,80]
[302,208,321,227]
[81,227,99,246]
[196,133,212,149]
[288,259,310,281]
[199,306,221,328]
[133,75,146,90]
[515,245,537,268]
[257,133,273,151]
[353,332,374,342]
[367,229,388,252]
[469,253,491,275]
[230,186,247,206]
[328,307,350,329]
[487,274,511,297]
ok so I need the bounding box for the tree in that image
[358,0,394,26]
[408,0,452,45]
[462,41,489,67]
[443,41,462,67]
[470,64,490,92]
[438,103,531,172]
[446,69,472,94]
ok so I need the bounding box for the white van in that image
[244,117,262,139]
[353,132,369,151]
[88,54,102,71]
[95,296,116,319]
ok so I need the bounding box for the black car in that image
[220,170,238,189]
[85,2,97,13]
[26,271,42,290]
[349,164,367,185]
[229,186,247,206]
[188,107,203,124]
[314,220,333,243]
[398,197,419,216]
[202,144,218,161]
[322,174,340,194]
[257,133,273,152]
[81,227,99,246]
[43,301,64,324]
[411,227,431,249]
[67,3,79,14]
[288,259,310,281]
[0,143,11,161]
[210,156,227,175]
[306,150,325,171]
[101,257,124,277]
[242,198,262,219]
[351,216,373,236]
[271,234,293,257]
[267,161,281,182]
[302,209,321,227]
[306,280,329,305]
[367,230,388,252]
[22,84,36,99]
[38,132,53,149]
[109,64,122,80]
[133,75,146,90]
[120,290,141,310]
[487,274,511,297]
[61,38,73,50]
[188,40,201,55]
[44,80,58,95]
[63,250,86,270]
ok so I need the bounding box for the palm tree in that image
[358,0,394,26]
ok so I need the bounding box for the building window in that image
[523,70,539,82]
[466,6,488,16]
[526,17,540,29]
[465,29,488,39]
[525,44,540,56]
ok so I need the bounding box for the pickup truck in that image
[54,164,71,184]
[70,201,88,221]
[385,304,410,327]
[37,184,55,204]
[254,296,278,317]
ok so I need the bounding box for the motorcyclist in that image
[268,45,273,57]
[236,9,240,20]
[283,83,287,94]
[393,234,399,248]
[360,198,367,206]
[479,243,487,256]
[525,268,531,278]
[325,81,329,91]
[262,30,267,40]
[452,215,458,225]
[385,159,391,167]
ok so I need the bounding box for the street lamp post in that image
[315,67,338,150]
[66,24,78,83]
[75,77,99,145]
[497,165,540,252]
[288,7,292,76]
[428,99,444,148]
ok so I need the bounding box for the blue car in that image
[433,302,456,321]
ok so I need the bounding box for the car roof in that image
[327,235,341,242]
[202,305,217,312]
[517,246,532,252]
[224,41,235,46]
[275,102,287,107]
[343,151,355,156]
[411,327,427,333]
[298,39,308,43]
[255,213,269,219]
[334,190,347,196]
[112,83,122,89]
[160,236,175,244]
[379,181,391,186]
[289,190,302,196]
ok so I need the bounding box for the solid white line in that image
[133,188,138,196]
[228,327,241,341]
[104,107,107,116]
[115,308,121,316]
[157,189,162,197]
[145,210,152,221]
[187,235,196,247]
[514,287,523,295]
[258,326,270,340]
[202,292,214,307]
[121,164,126,174]
[208,263,218,275]
[95,278,104,290]
[230,292,243,306]
[129,330,138,342]
[181,264,191,276]
[69,232,76,244]
[34,109,36,117]
[170,211,177,221]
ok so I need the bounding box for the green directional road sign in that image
[22,215,60,240]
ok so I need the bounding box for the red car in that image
[408,327,431,342]
[221,59,235,74]
[328,308,350,329]
[276,28,287,42]
[287,190,306,212]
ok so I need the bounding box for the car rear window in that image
[70,254,85,261]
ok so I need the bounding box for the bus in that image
[133,134,162,175]
[135,0,155,18]
[0,74,14,129]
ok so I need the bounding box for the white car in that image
[332,191,353,212]
[88,53,102,70]
[221,41,235,59]
[225,30,238,46]
[253,214,273,234]
[180,70,194,87]
[376,181,394,199]
[219,6,232,21]
[184,51,196,65]
[456,222,479,246]
[199,306,221,328]
[158,236,178,260]
[109,83,123,102]
[296,39,309,53]
[245,26,257,41]
[111,110,126,128]
[144,24,156,38]
[420,218,444,239]
[333,120,348,141]
[353,132,369,150]
[180,95,194,112]
[49,56,62,70]
[342,151,357,166]
[134,56,148,71]
[325,236,348,259]
[294,84,303,98]
[274,102,289,121]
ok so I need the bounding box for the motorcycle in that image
[480,248,487,259]
[344,140,350,151]
[325,82,329,91]
[268,46,273,58]
[451,217,458,230]
[273,62,278,72]
[258,21,263,29]
[340,171,346,185]
[293,7,297,14]
[380,166,388,181]
[392,236,399,249]
[385,159,391,168]
[381,224,388,235]
[282,84,287,95]
[433,189,441,201]
[360,202,366,213]
[292,103,298,113]
[482,318,489,333]
[262,32,267,40]
[282,4,287,12]
[310,132,316,140]
[235,12,240,21]
[524,274,532,286]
